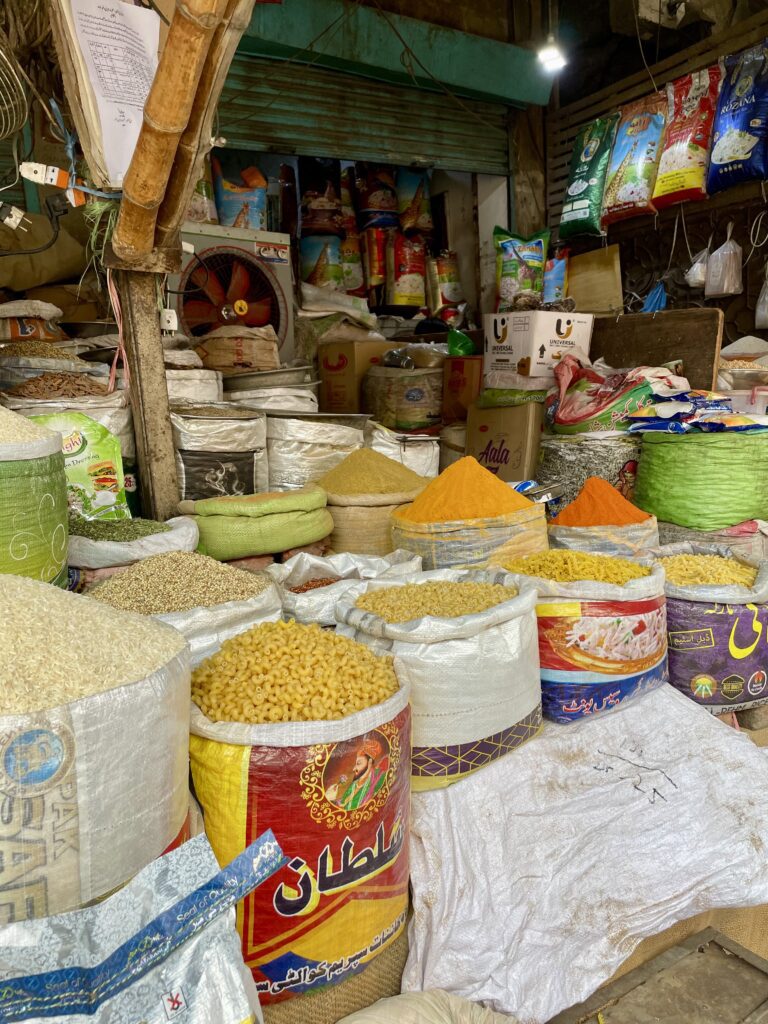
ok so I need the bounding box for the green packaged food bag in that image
[559,114,619,239]
[494,227,550,311]
[0,436,68,586]
[31,411,130,520]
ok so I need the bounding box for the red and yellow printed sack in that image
[189,683,410,1004]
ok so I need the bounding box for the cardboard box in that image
[443,356,483,422]
[318,340,393,413]
[483,311,594,381]
[465,401,544,482]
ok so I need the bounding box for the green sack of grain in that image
[559,114,619,239]
[0,406,67,585]
[178,484,334,560]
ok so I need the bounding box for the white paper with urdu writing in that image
[69,0,159,186]
[404,685,768,1022]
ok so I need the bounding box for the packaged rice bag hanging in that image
[356,163,399,229]
[559,114,618,239]
[340,168,366,296]
[299,156,344,237]
[396,168,434,234]
[300,235,343,289]
[386,232,426,306]
[708,42,768,195]
[602,94,666,227]
[494,226,550,311]
[653,65,723,209]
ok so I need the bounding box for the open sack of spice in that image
[88,550,282,666]
[548,476,659,556]
[0,832,285,1024]
[267,549,422,626]
[68,512,200,569]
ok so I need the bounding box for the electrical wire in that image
[632,0,659,93]
[745,209,768,265]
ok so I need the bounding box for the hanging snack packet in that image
[559,114,618,239]
[386,232,427,306]
[356,163,399,229]
[396,167,434,234]
[494,226,550,311]
[340,167,366,296]
[708,42,768,195]
[427,251,465,312]
[543,250,569,303]
[653,65,723,208]
[602,94,666,227]
[300,235,343,290]
[299,156,344,237]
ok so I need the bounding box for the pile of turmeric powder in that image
[551,477,650,528]
[395,456,534,524]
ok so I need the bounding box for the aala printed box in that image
[483,311,594,379]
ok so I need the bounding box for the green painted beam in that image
[239,0,553,108]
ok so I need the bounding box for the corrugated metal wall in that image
[219,55,510,175]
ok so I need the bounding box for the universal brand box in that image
[483,311,594,380]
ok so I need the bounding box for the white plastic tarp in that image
[404,685,768,1023]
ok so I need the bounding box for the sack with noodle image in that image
[707,41,768,195]
[653,65,723,209]
[602,94,666,227]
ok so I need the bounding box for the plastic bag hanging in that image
[705,222,743,297]
[641,280,668,313]
[757,261,768,329]
[685,235,711,289]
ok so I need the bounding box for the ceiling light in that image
[538,35,566,73]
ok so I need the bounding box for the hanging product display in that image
[705,223,743,297]
[386,232,427,307]
[653,544,768,714]
[707,41,768,194]
[210,152,267,230]
[543,249,569,303]
[653,64,723,209]
[601,94,666,227]
[356,163,399,229]
[494,227,550,311]
[559,114,618,238]
[300,235,343,290]
[299,156,344,237]
[757,262,768,328]
[340,168,366,297]
[396,168,433,235]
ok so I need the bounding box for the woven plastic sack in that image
[502,564,667,723]
[267,416,365,490]
[0,631,190,921]
[366,421,440,478]
[155,578,282,667]
[68,515,199,568]
[267,550,422,626]
[190,681,410,1002]
[392,504,548,571]
[658,519,768,561]
[646,542,768,714]
[0,433,67,585]
[0,831,285,1024]
[180,485,333,560]
[336,569,541,790]
[326,487,424,557]
[171,408,267,501]
[548,515,659,557]
[634,432,768,530]
[602,94,666,226]
[559,114,618,239]
[339,991,516,1024]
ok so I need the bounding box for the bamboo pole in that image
[112,0,228,260]
[155,0,256,247]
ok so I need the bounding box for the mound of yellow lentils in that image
[191,620,398,724]
[355,581,514,623]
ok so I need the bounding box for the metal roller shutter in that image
[219,55,510,175]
